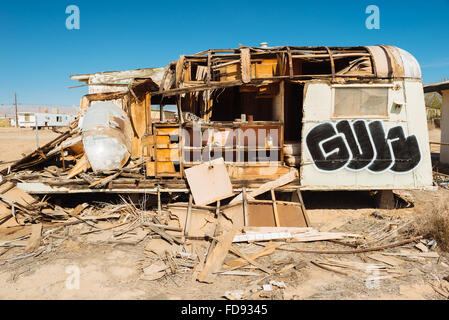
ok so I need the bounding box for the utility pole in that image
[14,93,18,128]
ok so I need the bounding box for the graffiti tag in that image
[305,120,421,174]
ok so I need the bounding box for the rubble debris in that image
[269,280,286,289]
[24,223,42,253]
[224,289,244,300]
[224,243,280,269]
[197,228,237,283]
[233,232,293,243]
[228,245,273,274]
[415,242,429,253]
[262,284,272,291]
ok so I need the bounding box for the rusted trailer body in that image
[12,45,433,194]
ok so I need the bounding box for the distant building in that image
[151,109,176,122]
[17,112,76,128]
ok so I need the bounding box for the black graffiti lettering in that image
[306,120,421,174]
[336,120,375,171]
[387,127,421,173]
[367,121,393,172]
[305,123,350,171]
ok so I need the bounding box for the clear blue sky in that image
[1,0,448,107]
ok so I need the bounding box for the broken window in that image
[333,87,389,118]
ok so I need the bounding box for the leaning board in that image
[184,158,233,206]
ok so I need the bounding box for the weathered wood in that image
[270,189,280,227]
[197,228,237,283]
[230,170,297,204]
[240,48,251,83]
[229,245,273,274]
[24,223,42,253]
[224,243,280,269]
[184,193,193,236]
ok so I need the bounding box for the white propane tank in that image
[81,102,132,172]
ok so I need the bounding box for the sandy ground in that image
[0,127,448,300]
[0,128,60,164]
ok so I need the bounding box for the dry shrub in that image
[412,203,449,251]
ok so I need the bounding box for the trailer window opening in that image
[333,87,388,118]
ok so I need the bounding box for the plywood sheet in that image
[247,203,307,228]
[130,101,146,138]
[2,187,36,207]
[184,158,233,206]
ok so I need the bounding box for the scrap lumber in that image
[240,48,251,83]
[146,223,181,245]
[311,261,349,276]
[277,236,423,255]
[233,232,292,243]
[69,203,89,217]
[228,245,273,274]
[290,231,360,243]
[1,187,36,207]
[89,170,122,189]
[224,243,281,269]
[197,228,237,283]
[24,223,42,253]
[184,158,233,206]
[184,194,193,236]
[243,226,313,234]
[230,170,297,204]
[270,189,280,227]
[67,154,90,179]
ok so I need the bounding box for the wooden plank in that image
[185,158,233,206]
[130,100,146,138]
[2,187,36,207]
[184,193,193,236]
[233,232,292,243]
[242,187,248,226]
[240,48,251,83]
[156,149,180,162]
[230,170,297,204]
[224,243,280,269]
[197,228,237,283]
[295,189,310,227]
[229,245,273,274]
[270,189,280,227]
[24,223,42,253]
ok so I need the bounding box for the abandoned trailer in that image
[0,44,443,291]
[6,45,432,198]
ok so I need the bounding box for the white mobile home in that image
[67,44,433,194]
[17,112,76,129]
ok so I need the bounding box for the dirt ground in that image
[0,128,60,166]
[0,127,448,300]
